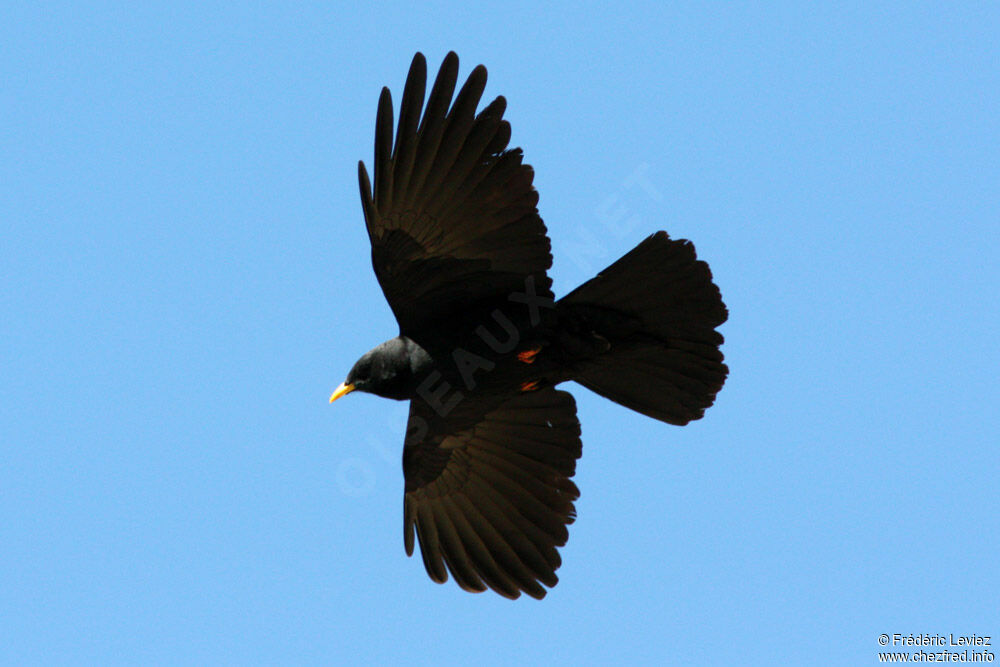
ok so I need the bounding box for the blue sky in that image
[2,2,997,664]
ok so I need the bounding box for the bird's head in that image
[329,337,426,403]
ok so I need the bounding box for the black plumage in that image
[330,52,728,599]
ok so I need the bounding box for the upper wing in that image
[402,388,582,599]
[358,52,554,350]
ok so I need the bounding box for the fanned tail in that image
[559,232,728,425]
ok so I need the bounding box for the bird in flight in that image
[330,52,728,599]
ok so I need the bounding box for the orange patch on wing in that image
[519,380,541,392]
[517,346,541,364]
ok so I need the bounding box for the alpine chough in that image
[330,52,728,599]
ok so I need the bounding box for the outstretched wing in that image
[358,52,554,350]
[402,388,582,599]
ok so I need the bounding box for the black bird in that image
[330,52,728,599]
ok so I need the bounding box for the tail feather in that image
[559,232,728,425]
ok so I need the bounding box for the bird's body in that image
[330,52,728,599]
[351,300,613,401]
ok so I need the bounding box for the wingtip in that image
[469,63,488,83]
[404,527,415,557]
[407,53,427,85]
[358,160,371,191]
[357,160,374,224]
[440,51,459,76]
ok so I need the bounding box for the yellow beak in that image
[329,382,356,403]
